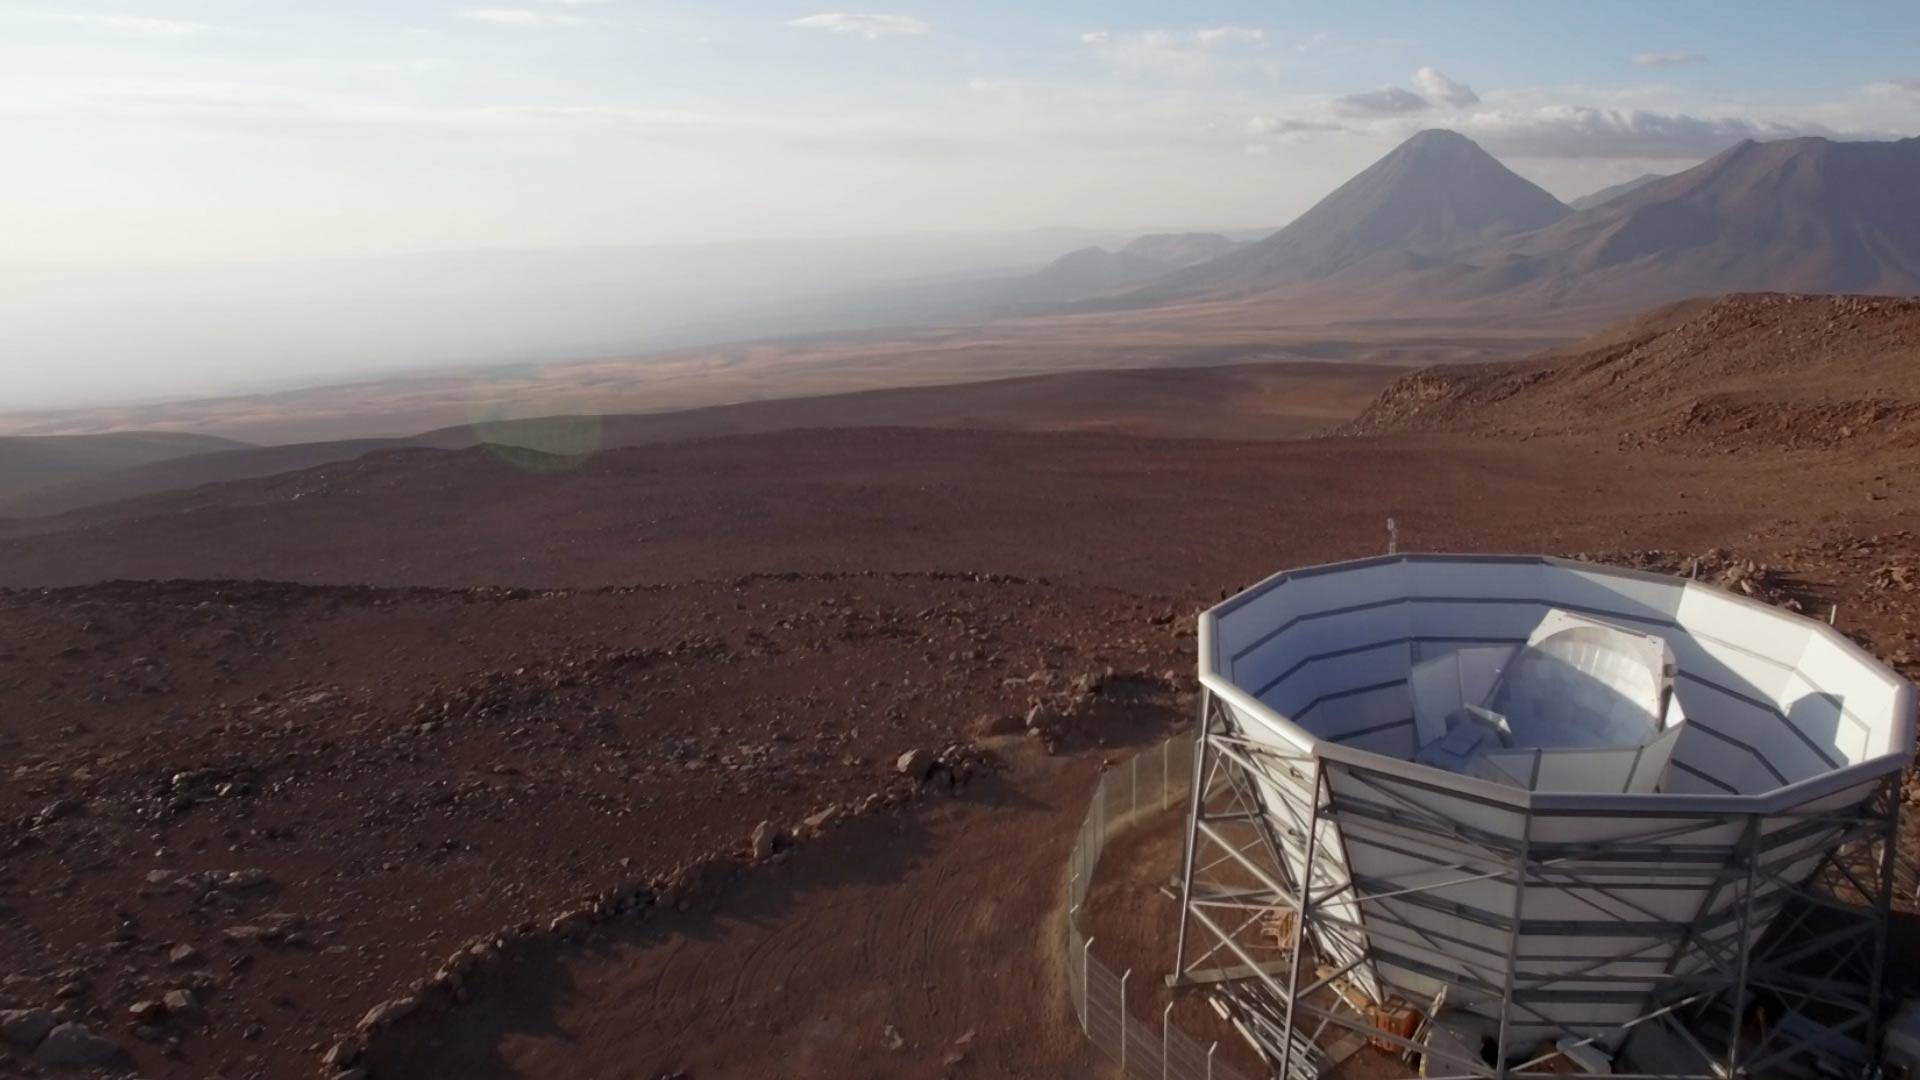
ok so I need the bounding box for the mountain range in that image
[1081,128,1920,319]
[1013,232,1242,303]
[1567,173,1665,212]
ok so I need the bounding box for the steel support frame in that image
[1168,689,1901,1080]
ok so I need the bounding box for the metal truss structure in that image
[1171,690,1902,1080]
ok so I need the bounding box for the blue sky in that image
[3,2,1917,262]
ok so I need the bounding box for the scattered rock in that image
[221,867,273,890]
[355,997,417,1033]
[971,711,1023,737]
[895,749,936,782]
[33,1022,119,1067]
[1,1007,56,1048]
[321,1039,362,1069]
[161,988,201,1021]
[33,798,81,827]
[750,820,783,861]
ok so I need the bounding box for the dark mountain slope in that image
[1143,130,1570,298]
[1568,173,1666,211]
[1425,136,1920,310]
[0,431,246,501]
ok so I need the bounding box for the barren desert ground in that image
[5,295,1920,1080]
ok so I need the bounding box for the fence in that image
[1064,731,1259,1080]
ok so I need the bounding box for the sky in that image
[5,1,1919,265]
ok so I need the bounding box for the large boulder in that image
[1,1007,56,1048]
[33,1022,119,1067]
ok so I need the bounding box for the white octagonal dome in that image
[1188,553,1914,1065]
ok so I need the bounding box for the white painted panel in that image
[1403,558,1548,601]
[1342,721,1418,760]
[1215,582,1300,665]
[1306,640,1415,700]
[1681,689,1828,784]
[1299,682,1409,742]
[1682,634,1800,704]
[1540,565,1687,624]
[1780,670,1872,763]
[1237,603,1411,699]
[1676,584,1814,672]
[1661,764,1726,795]
[1526,884,1703,923]
[1406,598,1545,642]
[1667,732,1775,794]
[1796,630,1897,759]
[1531,811,1743,847]
[1329,766,1526,840]
[1218,695,1316,755]
[1279,559,1413,615]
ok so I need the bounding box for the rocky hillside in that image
[1345,293,1920,452]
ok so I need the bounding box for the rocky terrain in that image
[0,573,1192,1078]
[0,362,1396,520]
[1345,293,1920,453]
[2,295,1918,1078]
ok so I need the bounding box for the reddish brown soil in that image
[0,362,1400,519]
[3,295,1919,1080]
[1,573,1189,1078]
[0,302,1577,444]
[1347,294,1920,453]
[369,750,1130,1080]
[5,425,1915,599]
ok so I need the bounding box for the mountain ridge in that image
[1137,129,1571,300]
[1568,173,1667,211]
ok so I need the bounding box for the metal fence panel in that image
[1066,736,1257,1080]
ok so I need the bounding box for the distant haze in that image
[0,231,1146,409]
[3,2,1918,409]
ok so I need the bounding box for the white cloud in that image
[1412,67,1479,108]
[1336,87,1430,116]
[1078,25,1268,72]
[1866,78,1920,96]
[459,9,588,27]
[1632,51,1707,69]
[1461,106,1833,159]
[786,13,930,40]
[20,11,224,38]
[1193,26,1266,46]
[1246,115,1346,136]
